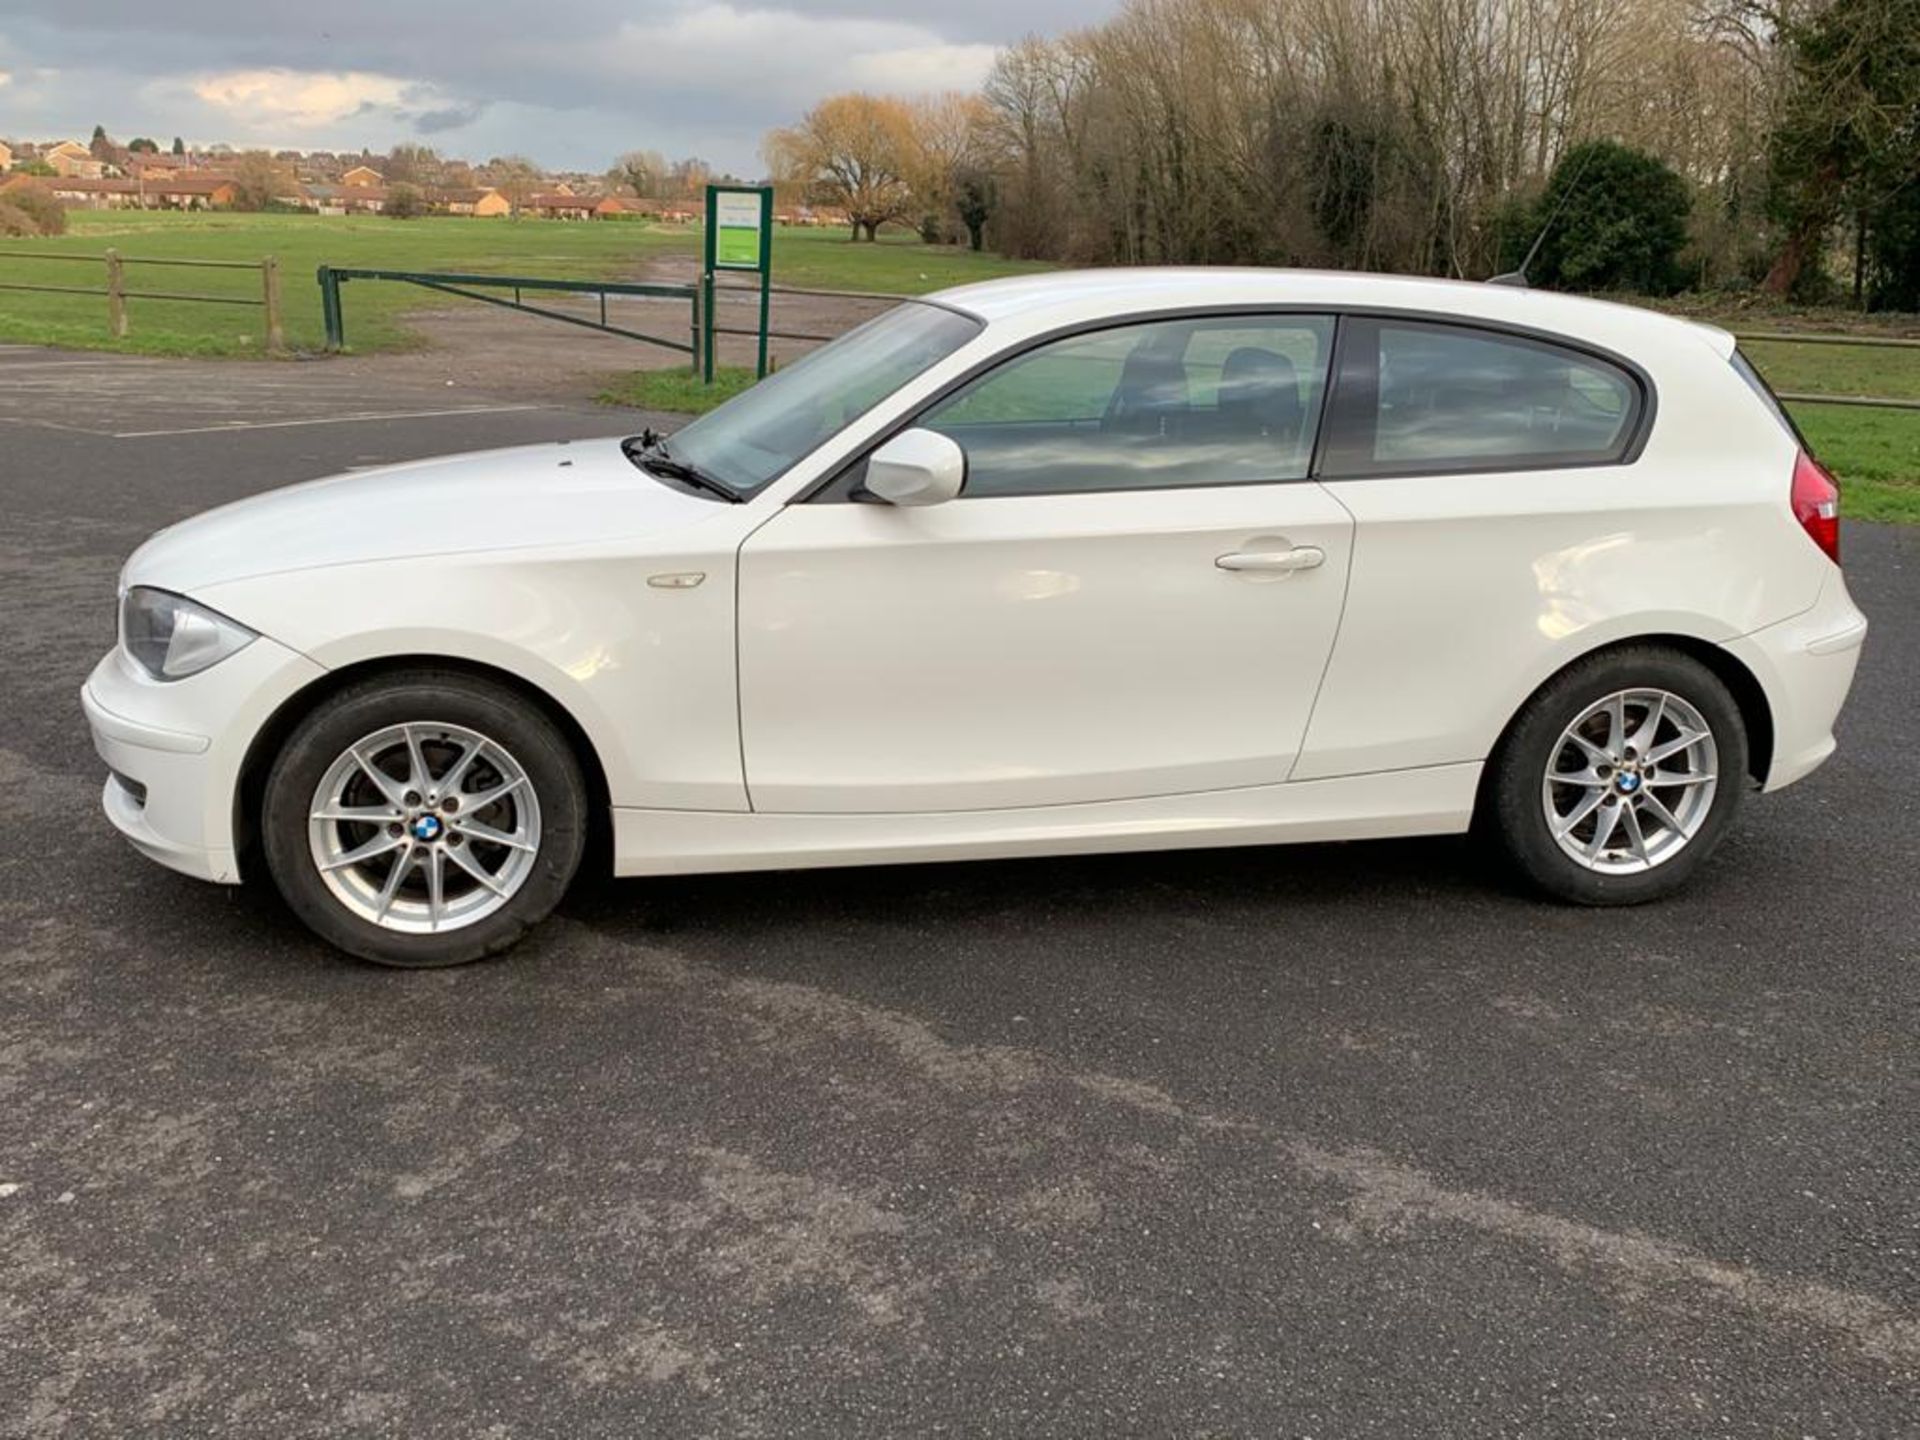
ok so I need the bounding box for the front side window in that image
[659,301,981,496]
[1321,318,1643,476]
[918,314,1335,498]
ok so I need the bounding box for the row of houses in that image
[16,173,239,210]
[19,175,850,226]
[19,174,696,218]
[16,175,702,218]
[5,146,852,226]
[0,139,213,180]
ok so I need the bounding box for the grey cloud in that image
[412,102,488,135]
[0,0,1122,170]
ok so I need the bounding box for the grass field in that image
[0,211,1050,357]
[1788,405,1920,523]
[1738,338,1920,523]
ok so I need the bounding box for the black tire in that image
[261,669,588,966]
[1486,646,1749,906]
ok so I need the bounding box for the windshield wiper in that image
[621,435,741,503]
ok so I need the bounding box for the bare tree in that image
[667,156,713,198]
[959,0,1785,281]
[611,149,667,197]
[907,92,991,242]
[229,150,295,212]
[485,156,542,215]
[765,94,919,239]
[385,144,442,187]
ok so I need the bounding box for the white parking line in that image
[112,404,546,438]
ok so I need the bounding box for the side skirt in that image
[611,762,1482,877]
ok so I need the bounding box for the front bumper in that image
[82,639,327,884]
[1722,570,1868,792]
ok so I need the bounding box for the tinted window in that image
[919,314,1335,497]
[1322,318,1642,476]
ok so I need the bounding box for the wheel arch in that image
[1475,633,1774,820]
[232,654,614,878]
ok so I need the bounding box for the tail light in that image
[1791,450,1840,564]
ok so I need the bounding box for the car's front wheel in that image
[1487,647,1748,905]
[261,670,587,966]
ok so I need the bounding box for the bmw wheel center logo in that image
[1617,772,1641,794]
[411,813,444,841]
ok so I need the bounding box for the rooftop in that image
[931,267,1732,356]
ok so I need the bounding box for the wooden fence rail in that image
[1733,330,1920,413]
[1734,331,1920,350]
[0,249,283,349]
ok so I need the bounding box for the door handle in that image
[1216,545,1325,574]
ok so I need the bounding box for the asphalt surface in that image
[1,346,1915,1437]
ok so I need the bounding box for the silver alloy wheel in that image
[307,721,542,934]
[1541,688,1718,875]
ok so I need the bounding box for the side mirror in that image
[863,428,966,507]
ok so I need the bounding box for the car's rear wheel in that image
[262,671,587,966]
[1487,647,1748,905]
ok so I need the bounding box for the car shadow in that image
[561,832,1507,941]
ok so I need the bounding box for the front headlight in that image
[120,587,256,681]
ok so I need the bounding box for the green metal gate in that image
[316,265,702,368]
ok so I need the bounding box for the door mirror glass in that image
[864,428,967,506]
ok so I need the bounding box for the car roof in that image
[930,267,1734,362]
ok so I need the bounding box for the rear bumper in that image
[82,640,327,884]
[1723,571,1868,792]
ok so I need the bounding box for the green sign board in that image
[708,185,771,271]
[700,183,775,383]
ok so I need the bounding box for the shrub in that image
[0,180,67,236]
[385,182,427,219]
[1526,140,1692,295]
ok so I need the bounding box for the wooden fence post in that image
[104,249,128,339]
[261,255,284,352]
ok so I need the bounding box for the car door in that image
[1296,315,1659,781]
[736,312,1356,814]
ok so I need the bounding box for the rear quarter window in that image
[1320,317,1647,477]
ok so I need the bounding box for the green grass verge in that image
[0,212,1050,358]
[599,365,757,414]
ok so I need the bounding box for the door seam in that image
[1285,481,1360,782]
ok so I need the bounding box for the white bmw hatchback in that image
[83,269,1867,966]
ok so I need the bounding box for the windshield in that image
[655,301,982,496]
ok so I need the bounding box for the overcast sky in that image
[0,1,1119,174]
